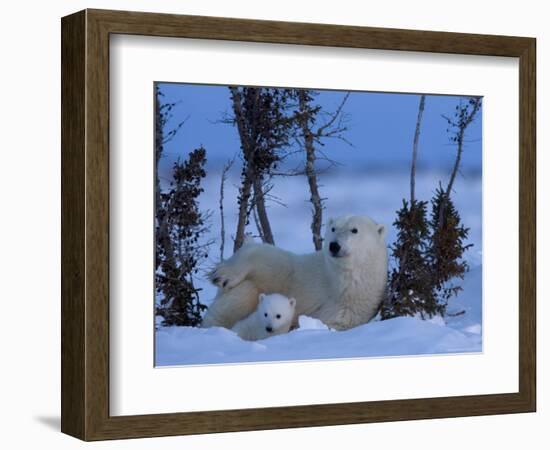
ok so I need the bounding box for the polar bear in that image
[202,215,388,331]
[232,293,296,341]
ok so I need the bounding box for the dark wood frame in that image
[61,8,536,441]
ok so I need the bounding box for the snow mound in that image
[156,266,482,367]
[156,316,481,366]
[297,315,331,331]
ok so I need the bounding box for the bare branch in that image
[253,175,275,245]
[161,115,190,145]
[316,92,351,135]
[438,97,482,230]
[445,98,482,199]
[298,91,323,250]
[251,204,265,241]
[229,87,255,253]
[411,95,426,203]
[218,158,234,261]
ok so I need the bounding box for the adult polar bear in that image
[202,215,388,331]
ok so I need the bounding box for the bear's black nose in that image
[266,326,273,333]
[329,241,341,256]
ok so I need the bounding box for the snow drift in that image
[155,266,482,366]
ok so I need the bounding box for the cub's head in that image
[324,215,386,261]
[257,293,296,334]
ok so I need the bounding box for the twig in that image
[446,310,466,317]
[218,158,235,261]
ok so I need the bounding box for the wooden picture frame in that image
[61,9,536,441]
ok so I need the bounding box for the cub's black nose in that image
[266,326,273,333]
[329,241,341,255]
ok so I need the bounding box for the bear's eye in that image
[331,227,335,232]
[276,314,281,319]
[351,228,358,234]
[264,313,268,317]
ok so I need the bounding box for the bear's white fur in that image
[232,293,296,341]
[202,215,388,331]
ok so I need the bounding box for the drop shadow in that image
[34,415,60,431]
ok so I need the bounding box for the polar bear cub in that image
[232,293,296,341]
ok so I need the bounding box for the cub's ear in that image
[259,293,266,303]
[376,224,386,238]
[289,297,296,308]
[328,217,334,225]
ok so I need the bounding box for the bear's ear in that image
[289,297,296,308]
[328,217,334,225]
[259,293,266,303]
[376,224,386,238]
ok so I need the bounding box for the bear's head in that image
[257,293,296,334]
[323,215,386,264]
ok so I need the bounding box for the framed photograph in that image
[61,9,536,441]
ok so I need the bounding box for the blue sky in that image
[156,82,482,183]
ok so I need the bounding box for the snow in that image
[154,87,482,367]
[155,170,483,367]
[155,264,482,366]
[155,147,483,367]
[297,315,331,331]
[168,169,482,308]
[444,265,483,333]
